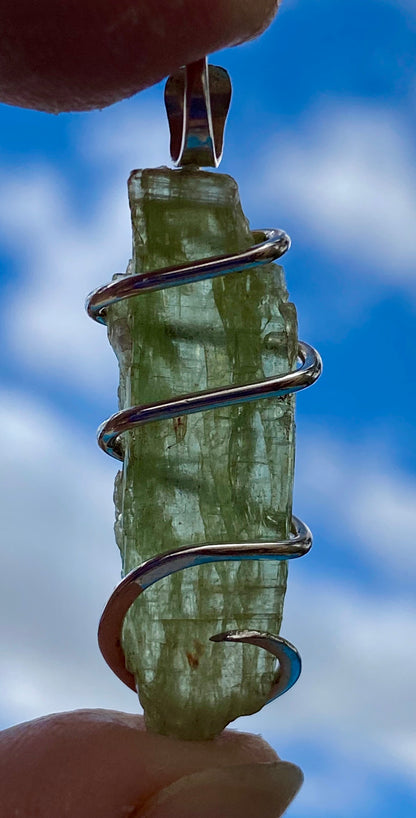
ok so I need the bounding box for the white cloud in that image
[230,430,416,809]
[4,99,414,399]
[0,388,135,725]
[1,395,415,808]
[0,99,170,397]
[0,166,125,395]
[289,753,379,818]
[295,427,416,581]
[257,102,416,290]
[0,95,415,812]
[234,577,416,811]
[80,98,170,174]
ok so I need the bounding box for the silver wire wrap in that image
[86,228,322,708]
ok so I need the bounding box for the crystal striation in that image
[106,167,298,740]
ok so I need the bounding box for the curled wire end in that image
[210,632,302,703]
[97,517,312,697]
[88,222,322,714]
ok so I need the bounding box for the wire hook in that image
[164,56,232,167]
[98,517,311,699]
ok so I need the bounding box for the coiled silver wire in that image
[86,227,322,707]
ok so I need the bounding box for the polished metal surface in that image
[98,516,311,694]
[88,226,321,705]
[98,341,321,461]
[86,228,291,325]
[164,57,232,168]
[87,59,323,713]
[210,632,302,704]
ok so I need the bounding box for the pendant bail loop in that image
[164,57,232,168]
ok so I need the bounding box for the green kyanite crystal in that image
[106,167,298,740]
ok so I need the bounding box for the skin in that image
[0,710,303,817]
[0,0,281,112]
[0,2,302,815]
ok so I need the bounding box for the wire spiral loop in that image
[86,228,322,707]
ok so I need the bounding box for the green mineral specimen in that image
[106,166,298,740]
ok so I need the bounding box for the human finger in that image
[136,763,302,817]
[0,708,302,817]
[0,0,281,112]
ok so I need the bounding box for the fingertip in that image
[211,726,280,764]
[136,761,303,818]
[0,0,282,111]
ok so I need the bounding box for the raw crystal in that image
[106,167,298,740]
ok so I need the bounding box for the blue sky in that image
[0,1,415,815]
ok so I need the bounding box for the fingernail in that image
[137,761,303,818]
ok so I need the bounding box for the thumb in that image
[137,761,303,818]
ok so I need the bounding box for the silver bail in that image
[164,57,232,168]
